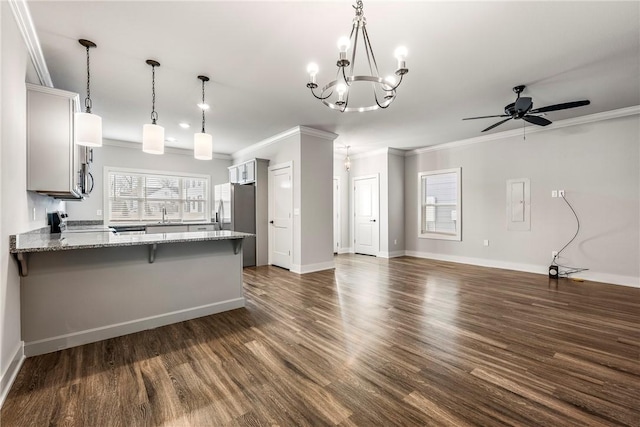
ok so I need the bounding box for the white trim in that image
[418,167,462,241]
[406,106,640,156]
[378,251,405,259]
[338,247,352,254]
[9,0,53,87]
[404,250,639,288]
[103,166,211,224]
[103,139,231,160]
[24,298,245,357]
[290,261,335,274]
[333,176,341,253]
[0,342,25,407]
[232,126,337,160]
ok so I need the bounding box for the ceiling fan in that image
[463,85,590,132]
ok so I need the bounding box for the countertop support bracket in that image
[149,243,158,263]
[232,239,243,255]
[13,253,28,277]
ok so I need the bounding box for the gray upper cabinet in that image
[26,84,89,200]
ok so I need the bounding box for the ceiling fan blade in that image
[481,117,512,132]
[514,97,532,113]
[463,114,510,120]
[530,100,590,114]
[523,115,552,126]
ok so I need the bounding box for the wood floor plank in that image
[2,254,639,426]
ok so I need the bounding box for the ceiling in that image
[27,1,640,155]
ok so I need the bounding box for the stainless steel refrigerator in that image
[214,183,256,267]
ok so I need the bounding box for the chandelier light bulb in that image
[336,83,347,95]
[394,46,408,61]
[307,63,319,76]
[197,102,210,110]
[337,36,351,53]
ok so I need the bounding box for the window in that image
[418,168,461,241]
[105,167,210,224]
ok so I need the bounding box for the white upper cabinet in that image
[229,159,256,184]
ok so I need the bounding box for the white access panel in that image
[506,178,531,231]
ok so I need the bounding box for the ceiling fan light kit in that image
[463,85,590,133]
[75,39,103,147]
[142,59,165,155]
[306,0,409,113]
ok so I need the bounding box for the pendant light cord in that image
[151,65,158,124]
[201,79,206,133]
[85,46,92,113]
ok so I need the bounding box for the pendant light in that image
[142,59,164,154]
[344,145,351,172]
[194,75,213,160]
[75,39,102,147]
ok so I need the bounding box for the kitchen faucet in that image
[162,206,167,223]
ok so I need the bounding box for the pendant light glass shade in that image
[76,39,102,147]
[75,111,102,147]
[142,123,165,155]
[193,132,213,160]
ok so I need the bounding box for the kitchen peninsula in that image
[10,228,252,356]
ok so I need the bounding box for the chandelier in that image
[306,0,408,112]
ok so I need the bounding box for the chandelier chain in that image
[151,65,158,124]
[85,45,92,113]
[353,0,363,17]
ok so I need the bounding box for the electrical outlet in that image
[32,208,36,221]
[551,251,558,260]
[483,239,489,246]
[551,190,558,198]
[394,239,397,245]
[96,209,103,216]
[558,190,565,197]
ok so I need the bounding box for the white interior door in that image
[353,175,379,256]
[333,177,340,254]
[269,163,292,269]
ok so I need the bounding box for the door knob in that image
[370,219,376,222]
[269,220,274,224]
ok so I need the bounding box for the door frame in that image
[333,176,341,253]
[351,173,380,256]
[268,161,293,268]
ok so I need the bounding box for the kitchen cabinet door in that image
[244,160,256,183]
[229,166,239,184]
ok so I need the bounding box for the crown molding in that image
[9,0,53,87]
[407,105,640,156]
[232,126,338,160]
[102,139,232,160]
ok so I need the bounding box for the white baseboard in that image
[404,250,640,288]
[24,298,246,357]
[1,341,25,408]
[338,247,352,254]
[290,260,335,274]
[378,250,405,259]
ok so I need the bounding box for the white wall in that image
[1,3,64,403]
[405,115,640,287]
[233,127,336,273]
[333,155,350,253]
[66,140,231,221]
[300,133,334,267]
[388,150,405,256]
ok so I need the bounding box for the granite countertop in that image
[10,229,253,254]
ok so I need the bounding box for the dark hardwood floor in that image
[2,254,639,426]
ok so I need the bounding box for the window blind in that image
[107,170,209,223]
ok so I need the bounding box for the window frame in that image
[418,167,462,241]
[104,166,211,225]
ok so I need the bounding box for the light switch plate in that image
[551,190,558,198]
[483,239,489,246]
[96,209,102,216]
